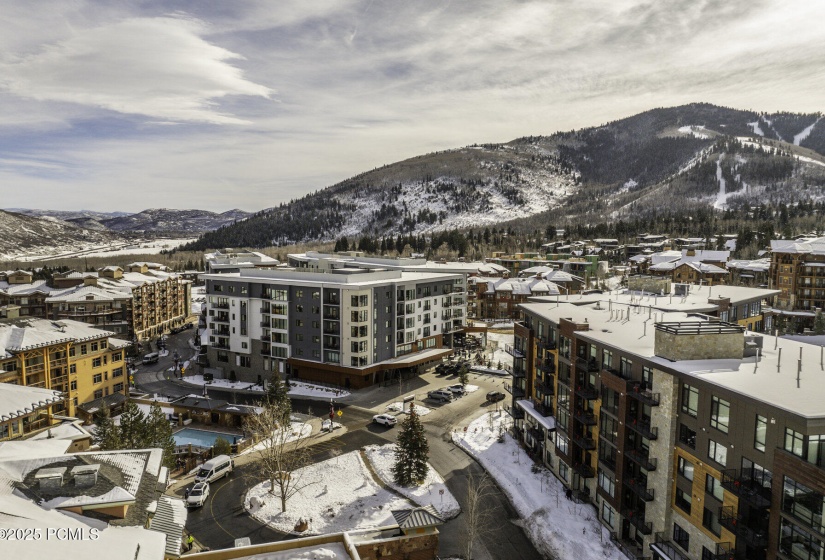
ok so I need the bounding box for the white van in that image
[195,454,234,484]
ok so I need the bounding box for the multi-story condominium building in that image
[511,294,825,560]
[771,237,825,313]
[0,264,192,341]
[0,382,64,440]
[202,268,466,388]
[0,318,129,417]
[469,276,561,320]
[727,259,771,288]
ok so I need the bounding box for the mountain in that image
[0,209,116,259]
[183,103,825,251]
[99,208,251,235]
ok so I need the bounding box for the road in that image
[148,330,542,558]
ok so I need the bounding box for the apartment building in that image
[204,249,280,274]
[202,268,465,388]
[0,382,64,441]
[469,276,560,320]
[511,297,825,560]
[0,263,193,341]
[771,237,825,312]
[0,318,129,417]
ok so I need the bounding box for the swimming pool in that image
[173,428,235,448]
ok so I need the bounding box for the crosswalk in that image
[307,437,344,456]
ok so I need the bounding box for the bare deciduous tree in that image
[464,469,494,560]
[244,401,314,513]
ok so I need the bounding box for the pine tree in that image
[144,402,176,468]
[118,402,147,450]
[93,402,121,451]
[267,372,291,424]
[392,407,429,486]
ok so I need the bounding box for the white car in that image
[186,482,210,508]
[427,389,454,402]
[446,384,466,396]
[373,414,398,427]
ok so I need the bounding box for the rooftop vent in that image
[71,464,100,489]
[34,466,67,492]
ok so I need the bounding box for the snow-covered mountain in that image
[99,208,250,234]
[185,103,824,250]
[0,209,117,259]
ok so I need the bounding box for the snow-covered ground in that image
[5,237,196,262]
[794,117,822,146]
[241,421,313,456]
[236,543,350,560]
[678,125,710,139]
[453,412,624,560]
[386,402,431,416]
[245,451,412,535]
[181,375,351,399]
[748,120,765,137]
[781,334,825,346]
[191,285,206,315]
[486,331,514,370]
[363,444,460,519]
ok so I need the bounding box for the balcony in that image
[212,302,230,309]
[576,357,600,373]
[720,505,738,534]
[539,360,556,374]
[505,344,525,358]
[213,314,230,323]
[572,462,595,478]
[535,379,554,396]
[323,311,340,320]
[323,326,340,335]
[504,383,525,398]
[720,469,771,509]
[626,478,655,502]
[572,434,596,450]
[538,338,557,351]
[535,401,554,417]
[610,533,648,560]
[574,410,597,426]
[650,532,689,559]
[626,448,657,471]
[628,381,660,406]
[622,509,652,535]
[626,418,658,440]
[504,404,525,419]
[711,543,735,560]
[574,384,599,400]
[602,366,631,382]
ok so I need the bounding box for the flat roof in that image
[519,300,825,419]
[203,268,462,287]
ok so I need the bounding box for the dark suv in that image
[486,391,505,403]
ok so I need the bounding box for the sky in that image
[1,1,823,213]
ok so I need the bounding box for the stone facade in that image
[654,328,744,362]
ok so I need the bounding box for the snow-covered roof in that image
[727,258,771,273]
[473,276,561,296]
[0,318,114,358]
[149,495,187,557]
[46,285,131,303]
[0,279,58,296]
[390,505,444,529]
[681,249,730,262]
[27,421,92,442]
[0,383,64,422]
[771,237,825,255]
[516,399,556,431]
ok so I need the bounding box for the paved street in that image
[149,329,542,558]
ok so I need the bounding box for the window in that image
[681,384,698,417]
[706,474,724,501]
[702,547,716,560]
[92,357,102,368]
[601,502,615,528]
[217,351,229,363]
[673,523,689,551]
[93,373,102,384]
[94,389,103,399]
[702,507,721,537]
[755,415,767,452]
[710,396,730,433]
[556,432,569,455]
[238,356,251,368]
[91,342,99,352]
[679,424,697,449]
[642,366,653,390]
[70,380,77,391]
[69,347,76,357]
[113,382,124,393]
[785,428,805,457]
[678,456,694,481]
[809,434,825,467]
[598,471,615,498]
[708,439,727,466]
[112,352,122,362]
[780,518,824,560]
[675,488,692,514]
[558,462,569,483]
[112,367,123,378]
[782,475,825,535]
[295,319,304,327]
[69,364,76,374]
[80,344,88,355]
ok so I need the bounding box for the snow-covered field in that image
[241,421,313,455]
[363,444,460,519]
[486,331,514,370]
[181,375,351,399]
[245,451,411,535]
[453,412,624,560]
[5,237,196,262]
[678,124,710,139]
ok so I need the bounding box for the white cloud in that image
[0,16,272,124]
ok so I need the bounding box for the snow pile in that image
[463,384,480,393]
[453,412,624,560]
[386,402,431,416]
[245,451,412,535]
[363,444,461,519]
[241,543,350,560]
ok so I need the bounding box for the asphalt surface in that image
[145,329,543,559]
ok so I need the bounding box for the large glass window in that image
[702,507,721,537]
[675,488,692,514]
[679,424,697,449]
[754,415,767,452]
[783,476,825,536]
[556,433,569,455]
[682,384,698,417]
[786,428,805,457]
[600,414,618,445]
[706,474,724,501]
[673,522,690,551]
[598,471,615,498]
[708,439,727,466]
[710,396,730,433]
[808,435,825,467]
[678,456,694,481]
[780,518,824,560]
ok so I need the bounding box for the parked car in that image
[186,482,210,508]
[435,363,451,375]
[373,414,398,427]
[446,384,466,396]
[486,391,506,403]
[427,389,453,402]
